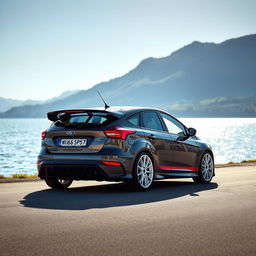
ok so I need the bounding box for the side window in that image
[127,113,140,127]
[160,113,185,135]
[142,112,164,131]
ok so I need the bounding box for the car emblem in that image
[66,131,76,135]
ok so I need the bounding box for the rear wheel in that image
[45,178,73,189]
[132,152,154,191]
[193,152,214,184]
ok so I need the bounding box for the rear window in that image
[54,112,116,127]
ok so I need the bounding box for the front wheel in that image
[45,178,73,189]
[193,152,214,184]
[132,152,154,191]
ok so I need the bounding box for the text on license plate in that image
[59,138,87,147]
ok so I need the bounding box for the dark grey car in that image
[37,107,214,191]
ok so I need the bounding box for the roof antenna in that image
[97,90,110,110]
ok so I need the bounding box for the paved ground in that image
[0,166,255,256]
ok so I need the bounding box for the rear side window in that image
[54,113,116,127]
[127,113,140,127]
[142,112,164,131]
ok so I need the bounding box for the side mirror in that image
[188,127,197,137]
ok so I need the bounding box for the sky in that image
[0,0,256,101]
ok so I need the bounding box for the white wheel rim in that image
[137,155,153,188]
[58,179,70,185]
[201,153,214,181]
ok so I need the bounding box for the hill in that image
[1,34,256,118]
[0,90,78,113]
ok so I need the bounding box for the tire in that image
[193,152,214,184]
[132,152,154,191]
[45,178,73,189]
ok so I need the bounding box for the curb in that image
[0,178,41,183]
[215,163,256,168]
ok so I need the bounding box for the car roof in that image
[90,106,165,115]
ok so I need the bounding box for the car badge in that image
[66,131,76,135]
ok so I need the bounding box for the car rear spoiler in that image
[47,109,120,122]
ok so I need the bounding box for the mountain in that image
[165,95,256,117]
[0,97,23,112]
[1,34,256,118]
[0,90,79,113]
[44,90,80,103]
[0,97,41,112]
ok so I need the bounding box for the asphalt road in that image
[0,166,255,256]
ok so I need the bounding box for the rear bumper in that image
[37,143,135,181]
[37,159,128,181]
[38,164,104,180]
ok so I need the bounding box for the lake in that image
[0,118,255,176]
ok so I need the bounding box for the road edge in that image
[1,162,255,184]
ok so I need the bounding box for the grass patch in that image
[225,159,256,165]
[0,174,9,179]
[11,173,38,179]
[0,173,38,179]
[241,159,256,163]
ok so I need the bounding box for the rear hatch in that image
[44,110,119,153]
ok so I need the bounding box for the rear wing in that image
[47,109,121,122]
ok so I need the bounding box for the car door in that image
[159,112,200,170]
[141,111,174,170]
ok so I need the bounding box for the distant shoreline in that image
[215,161,256,168]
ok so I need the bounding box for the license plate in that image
[58,138,87,147]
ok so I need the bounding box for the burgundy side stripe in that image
[159,166,199,171]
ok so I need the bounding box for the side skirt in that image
[155,172,198,179]
[156,166,199,178]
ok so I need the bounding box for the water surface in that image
[0,118,255,175]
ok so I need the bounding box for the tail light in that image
[37,160,42,165]
[104,126,135,140]
[41,130,47,140]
